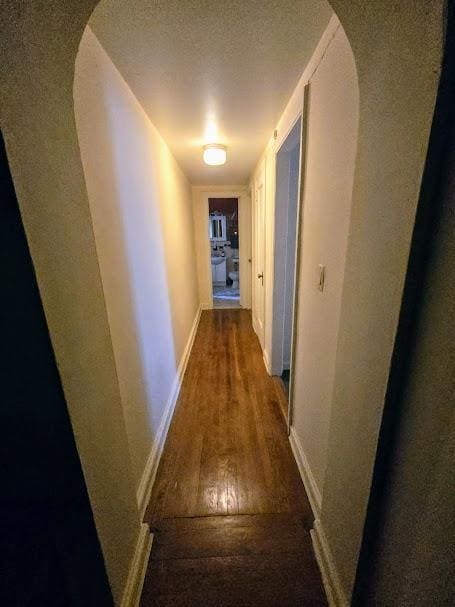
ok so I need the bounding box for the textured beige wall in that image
[252,3,444,601]
[74,27,199,491]
[0,2,140,604]
[292,23,359,498]
[258,15,342,379]
[322,1,444,599]
[0,1,445,605]
[365,113,455,601]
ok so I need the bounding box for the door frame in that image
[251,162,266,347]
[287,85,310,429]
[257,85,309,430]
[269,116,302,377]
[194,187,252,310]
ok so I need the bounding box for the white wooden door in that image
[288,83,310,431]
[239,194,252,310]
[252,164,266,348]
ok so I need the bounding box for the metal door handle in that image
[257,272,264,286]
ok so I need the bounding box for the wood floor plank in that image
[145,310,311,523]
[151,513,311,533]
[141,311,326,606]
[151,524,309,561]
[141,548,327,607]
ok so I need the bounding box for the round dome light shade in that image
[203,144,227,166]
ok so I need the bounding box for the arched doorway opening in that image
[0,1,446,604]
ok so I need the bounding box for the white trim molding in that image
[311,519,348,607]
[262,348,272,376]
[250,14,341,376]
[273,14,340,153]
[137,305,202,519]
[289,427,322,517]
[289,427,347,606]
[120,523,153,607]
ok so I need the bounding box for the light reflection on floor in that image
[213,285,241,308]
[213,298,242,309]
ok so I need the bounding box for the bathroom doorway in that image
[209,197,241,308]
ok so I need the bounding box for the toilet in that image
[229,270,239,289]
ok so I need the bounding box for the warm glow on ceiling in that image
[203,144,227,166]
[204,115,219,144]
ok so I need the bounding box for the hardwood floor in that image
[212,298,242,309]
[141,514,326,606]
[141,310,326,606]
[272,375,289,423]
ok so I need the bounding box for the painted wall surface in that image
[361,113,455,606]
[251,4,444,601]
[292,24,359,499]
[74,27,199,490]
[0,1,444,605]
[1,132,112,605]
[321,2,444,599]
[258,18,346,375]
[0,2,140,603]
[238,192,253,310]
[193,189,213,308]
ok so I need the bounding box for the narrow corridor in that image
[2,3,451,605]
[141,310,326,606]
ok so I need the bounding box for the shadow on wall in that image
[0,0,444,604]
[74,27,180,489]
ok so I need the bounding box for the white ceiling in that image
[90,1,332,185]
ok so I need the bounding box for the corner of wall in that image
[135,304,202,520]
[289,427,322,517]
[311,519,348,607]
[120,523,153,607]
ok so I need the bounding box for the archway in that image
[0,1,446,603]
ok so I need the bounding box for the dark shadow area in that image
[353,3,455,604]
[281,369,290,398]
[0,132,113,606]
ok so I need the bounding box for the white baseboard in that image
[311,519,348,607]
[262,348,272,375]
[136,305,202,519]
[201,301,212,310]
[264,347,282,377]
[120,523,153,607]
[289,427,322,518]
[252,314,259,339]
[288,429,346,606]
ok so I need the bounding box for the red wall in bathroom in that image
[208,198,238,216]
[209,198,239,246]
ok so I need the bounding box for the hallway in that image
[141,310,326,605]
[2,2,450,604]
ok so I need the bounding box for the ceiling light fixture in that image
[203,144,227,166]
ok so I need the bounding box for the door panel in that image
[288,84,310,431]
[253,164,266,348]
[239,194,252,310]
